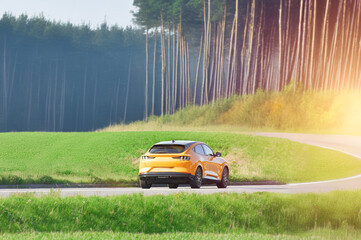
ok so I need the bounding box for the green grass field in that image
[2,230,361,240]
[1,191,361,239]
[1,131,361,185]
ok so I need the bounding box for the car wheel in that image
[140,179,152,189]
[190,167,202,188]
[217,167,229,188]
[168,183,179,189]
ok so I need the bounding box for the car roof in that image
[153,140,201,149]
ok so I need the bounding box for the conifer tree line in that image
[0,14,147,132]
[135,0,361,119]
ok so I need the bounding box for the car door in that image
[202,144,219,178]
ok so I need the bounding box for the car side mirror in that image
[215,152,221,157]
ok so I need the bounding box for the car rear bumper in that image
[139,172,194,184]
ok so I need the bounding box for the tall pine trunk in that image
[124,57,132,122]
[145,27,149,119]
[2,38,8,130]
[194,32,204,104]
[160,14,165,115]
[152,29,157,115]
[167,25,171,114]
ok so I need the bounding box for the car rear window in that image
[149,145,186,154]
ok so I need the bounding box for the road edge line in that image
[288,145,361,186]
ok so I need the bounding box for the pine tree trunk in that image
[181,38,184,108]
[145,27,149,119]
[308,0,317,90]
[200,0,211,105]
[172,25,176,112]
[167,25,171,114]
[2,38,7,130]
[240,3,249,94]
[316,0,329,90]
[245,0,255,94]
[295,0,304,90]
[194,32,203,104]
[27,62,34,130]
[124,57,132,122]
[115,74,121,121]
[82,65,87,128]
[218,7,226,98]
[283,0,291,87]
[232,0,238,95]
[226,15,236,98]
[205,0,211,104]
[342,0,357,90]
[160,14,165,115]
[252,5,263,94]
[92,68,98,131]
[299,0,308,90]
[325,1,342,90]
[8,51,18,108]
[53,58,59,131]
[152,29,157,115]
[214,22,221,101]
[210,25,216,103]
[278,0,283,91]
[59,70,66,131]
[201,0,207,105]
[175,22,180,111]
[186,42,191,105]
[179,38,183,109]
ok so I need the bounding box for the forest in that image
[1,0,361,132]
[135,0,361,116]
[0,14,146,131]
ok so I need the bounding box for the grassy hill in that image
[1,131,361,185]
[103,88,361,135]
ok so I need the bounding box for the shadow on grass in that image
[0,175,137,188]
[0,175,65,185]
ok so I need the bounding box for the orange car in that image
[139,140,229,189]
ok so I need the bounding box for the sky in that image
[0,0,136,28]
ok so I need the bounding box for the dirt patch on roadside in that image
[226,149,264,180]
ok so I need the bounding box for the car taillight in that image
[178,156,190,161]
[141,156,155,161]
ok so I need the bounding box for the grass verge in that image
[2,229,361,240]
[1,132,361,184]
[1,191,361,236]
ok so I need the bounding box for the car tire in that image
[190,167,202,188]
[217,167,229,188]
[168,183,179,189]
[140,179,152,189]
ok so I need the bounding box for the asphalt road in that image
[1,133,361,197]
